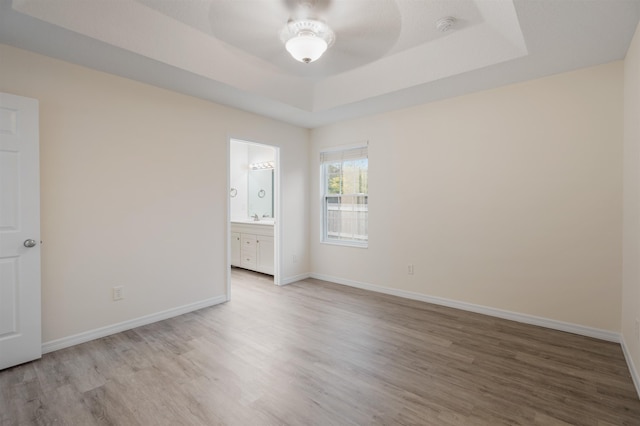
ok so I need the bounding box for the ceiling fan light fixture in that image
[285,32,327,63]
[281,19,335,64]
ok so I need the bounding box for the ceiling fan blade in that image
[281,0,333,20]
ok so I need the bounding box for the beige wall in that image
[0,41,630,353]
[310,61,624,332]
[0,44,309,342]
[623,21,640,388]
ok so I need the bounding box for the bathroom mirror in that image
[248,169,274,219]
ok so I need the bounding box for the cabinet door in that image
[256,235,274,275]
[231,232,241,267]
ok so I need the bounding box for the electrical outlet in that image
[408,264,414,275]
[292,254,298,263]
[112,286,124,301]
[636,318,640,342]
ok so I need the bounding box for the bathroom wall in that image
[248,144,276,165]
[230,141,249,221]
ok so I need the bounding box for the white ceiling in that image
[1,0,639,128]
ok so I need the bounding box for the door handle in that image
[23,239,37,248]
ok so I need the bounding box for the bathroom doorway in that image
[228,138,280,296]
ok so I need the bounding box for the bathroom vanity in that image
[231,221,274,275]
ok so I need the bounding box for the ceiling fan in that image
[279,0,334,63]
[205,0,455,77]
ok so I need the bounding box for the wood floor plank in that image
[1,268,639,425]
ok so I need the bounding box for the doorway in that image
[228,139,280,297]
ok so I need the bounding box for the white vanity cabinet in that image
[231,222,274,275]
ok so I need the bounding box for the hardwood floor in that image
[2,268,639,425]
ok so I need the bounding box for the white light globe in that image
[285,33,328,63]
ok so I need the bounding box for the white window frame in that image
[320,144,368,248]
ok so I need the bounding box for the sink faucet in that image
[252,213,260,221]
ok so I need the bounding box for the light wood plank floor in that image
[2,268,639,425]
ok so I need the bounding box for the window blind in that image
[320,145,368,164]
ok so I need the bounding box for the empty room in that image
[2,0,640,424]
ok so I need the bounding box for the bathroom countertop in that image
[231,219,275,226]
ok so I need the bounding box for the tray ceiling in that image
[1,0,639,128]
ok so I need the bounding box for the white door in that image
[0,92,41,370]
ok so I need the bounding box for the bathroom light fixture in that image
[250,161,275,170]
[280,19,335,63]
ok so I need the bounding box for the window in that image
[321,145,368,247]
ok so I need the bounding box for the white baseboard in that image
[309,273,620,343]
[621,337,640,399]
[42,296,227,354]
[279,273,311,286]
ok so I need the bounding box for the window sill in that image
[321,240,368,249]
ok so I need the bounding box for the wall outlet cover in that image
[112,286,124,301]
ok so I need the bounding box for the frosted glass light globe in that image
[285,32,328,63]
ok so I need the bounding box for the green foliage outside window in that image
[326,159,368,195]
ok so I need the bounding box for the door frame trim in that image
[226,137,281,301]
